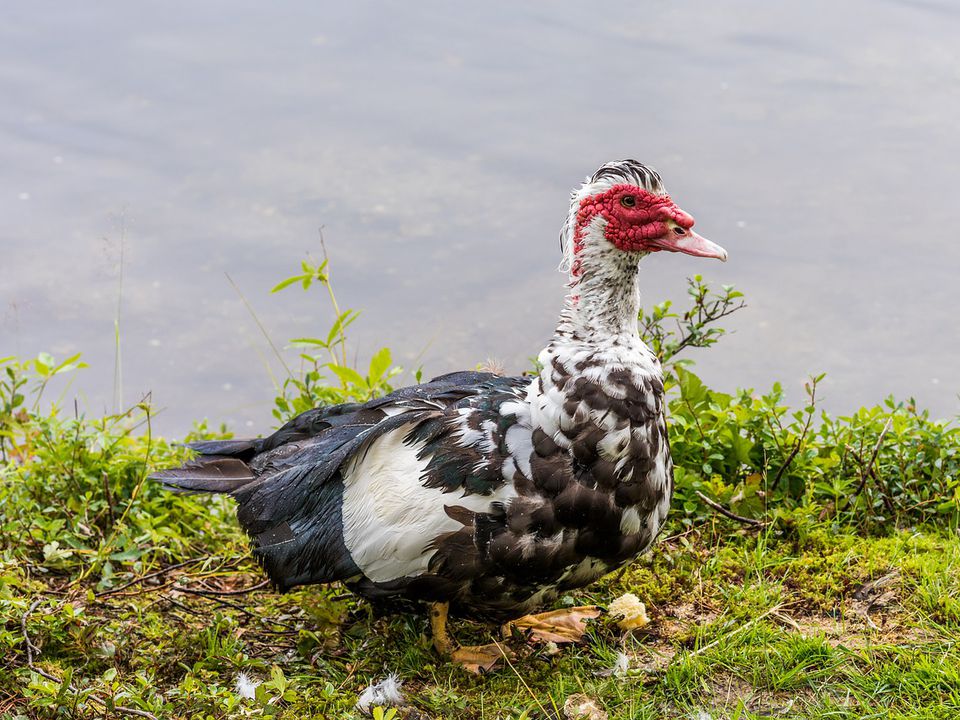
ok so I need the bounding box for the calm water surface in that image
[2,1,959,436]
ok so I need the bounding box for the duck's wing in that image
[151,371,533,592]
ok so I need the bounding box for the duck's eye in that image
[620,195,636,208]
[673,226,685,235]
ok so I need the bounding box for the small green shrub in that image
[649,282,960,531]
[0,355,244,590]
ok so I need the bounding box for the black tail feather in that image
[150,456,255,494]
[186,438,261,461]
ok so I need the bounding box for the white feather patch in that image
[620,506,642,534]
[560,556,608,586]
[504,424,534,480]
[452,409,498,454]
[356,673,405,715]
[340,426,517,583]
[380,405,414,418]
[597,425,631,461]
[234,672,261,700]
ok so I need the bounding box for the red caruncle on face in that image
[576,184,696,254]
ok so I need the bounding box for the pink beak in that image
[655,229,728,261]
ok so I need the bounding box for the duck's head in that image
[560,159,727,281]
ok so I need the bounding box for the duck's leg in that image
[429,601,510,673]
[429,601,455,656]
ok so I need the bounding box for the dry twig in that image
[769,376,820,491]
[166,589,299,632]
[841,417,893,512]
[190,579,271,596]
[695,491,765,527]
[95,556,209,597]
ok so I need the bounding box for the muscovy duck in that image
[153,159,727,663]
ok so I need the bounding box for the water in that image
[2,1,959,437]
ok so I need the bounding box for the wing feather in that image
[152,371,531,593]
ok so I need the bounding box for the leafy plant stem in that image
[318,230,348,369]
[226,271,293,380]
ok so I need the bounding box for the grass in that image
[3,480,959,719]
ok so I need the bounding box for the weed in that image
[269,245,404,423]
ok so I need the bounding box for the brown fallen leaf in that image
[451,642,513,674]
[502,605,601,644]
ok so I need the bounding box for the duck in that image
[152,159,727,665]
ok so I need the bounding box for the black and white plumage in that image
[153,160,727,620]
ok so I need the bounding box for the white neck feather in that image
[557,216,645,340]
